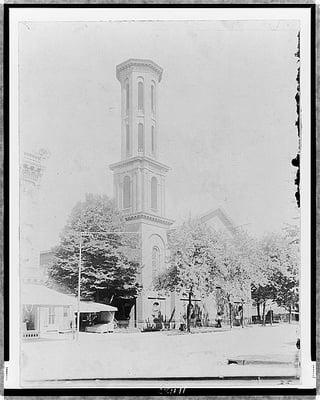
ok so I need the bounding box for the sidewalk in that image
[21,323,299,384]
[166,326,231,335]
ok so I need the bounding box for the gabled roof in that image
[167,207,237,237]
[21,284,75,306]
[21,284,117,311]
[199,207,237,236]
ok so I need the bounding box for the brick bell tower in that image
[109,59,174,328]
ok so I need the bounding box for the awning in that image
[270,305,291,314]
[77,301,117,313]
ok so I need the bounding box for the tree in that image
[47,194,141,303]
[216,230,265,327]
[272,224,299,323]
[251,225,299,324]
[154,219,225,332]
[154,218,268,330]
[251,241,275,324]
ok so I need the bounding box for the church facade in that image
[109,58,252,330]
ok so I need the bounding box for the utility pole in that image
[228,294,232,329]
[187,290,192,333]
[241,299,244,328]
[76,233,82,341]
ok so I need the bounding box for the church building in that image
[109,59,252,330]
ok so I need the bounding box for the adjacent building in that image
[20,150,75,339]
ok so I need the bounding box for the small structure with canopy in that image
[76,301,118,333]
[21,284,118,338]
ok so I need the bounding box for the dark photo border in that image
[2,2,316,397]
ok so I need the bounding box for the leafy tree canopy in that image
[154,218,299,313]
[251,224,299,313]
[47,194,141,303]
[154,219,255,301]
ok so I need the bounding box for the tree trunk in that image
[288,305,292,324]
[257,302,261,322]
[262,301,266,326]
[229,302,233,329]
[187,291,192,333]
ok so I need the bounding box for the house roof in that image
[21,284,76,306]
[21,284,117,311]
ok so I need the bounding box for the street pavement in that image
[21,323,300,385]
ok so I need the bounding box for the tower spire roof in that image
[116,58,163,82]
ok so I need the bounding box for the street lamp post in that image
[241,299,244,328]
[76,233,82,341]
[187,290,192,333]
[227,294,233,329]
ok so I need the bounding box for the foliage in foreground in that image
[154,219,259,300]
[47,194,141,303]
[154,218,299,323]
[251,224,299,322]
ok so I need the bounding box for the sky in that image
[18,20,300,251]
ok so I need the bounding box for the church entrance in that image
[142,296,168,331]
[112,297,136,329]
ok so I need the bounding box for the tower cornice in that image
[125,211,174,227]
[109,156,170,173]
[116,58,163,82]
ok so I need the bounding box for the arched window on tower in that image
[151,176,158,210]
[123,176,131,209]
[152,246,161,280]
[151,126,155,155]
[138,81,144,111]
[126,124,130,156]
[125,82,129,114]
[151,84,155,113]
[138,123,144,153]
